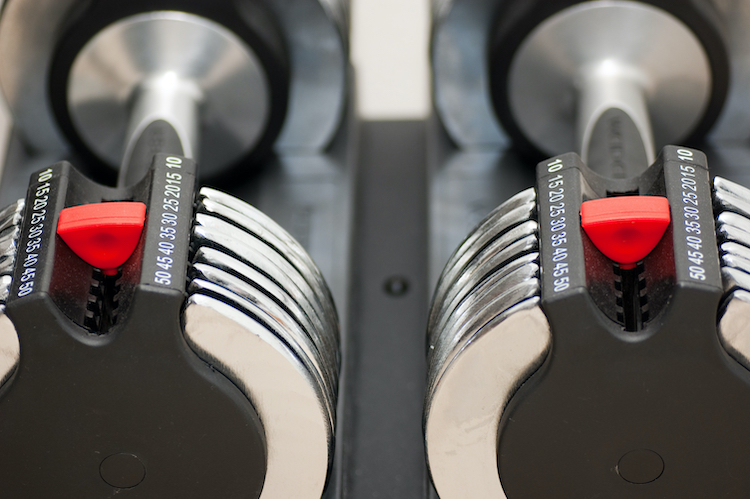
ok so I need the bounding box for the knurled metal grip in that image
[0,153,339,497]
[426,146,750,497]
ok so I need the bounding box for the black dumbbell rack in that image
[1,99,750,497]
[3,0,750,495]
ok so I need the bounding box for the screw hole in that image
[384,276,410,297]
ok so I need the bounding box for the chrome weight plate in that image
[194,212,337,334]
[200,187,336,314]
[0,201,25,277]
[189,263,337,410]
[430,188,535,327]
[721,267,750,294]
[429,273,541,394]
[431,255,540,356]
[184,294,332,499]
[188,278,335,428]
[718,211,750,236]
[0,200,24,393]
[425,298,551,499]
[432,250,539,338]
[722,242,750,265]
[430,221,538,349]
[436,188,536,282]
[190,223,333,359]
[198,194,337,329]
[719,289,750,371]
[430,205,537,333]
[722,252,750,276]
[717,183,750,395]
[717,223,750,248]
[715,177,750,219]
[430,230,539,343]
[0,200,25,235]
[192,247,338,373]
[425,190,547,499]
[429,200,537,345]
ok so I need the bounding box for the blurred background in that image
[351,0,430,120]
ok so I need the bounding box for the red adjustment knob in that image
[580,196,670,270]
[57,202,147,275]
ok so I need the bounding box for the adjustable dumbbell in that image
[0,1,346,497]
[426,1,750,497]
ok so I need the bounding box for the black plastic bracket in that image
[497,146,750,496]
[0,156,266,497]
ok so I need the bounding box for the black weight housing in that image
[0,155,266,497]
[497,146,750,496]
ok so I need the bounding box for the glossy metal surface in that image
[0,200,22,277]
[430,220,537,340]
[200,187,337,307]
[715,176,750,218]
[431,232,537,339]
[68,12,269,177]
[424,298,550,499]
[0,200,24,235]
[722,241,750,263]
[194,213,337,330]
[429,194,535,334]
[722,252,750,275]
[718,223,750,248]
[0,231,19,276]
[719,179,750,369]
[434,187,534,293]
[508,1,710,157]
[429,272,540,388]
[0,313,19,389]
[576,60,655,164]
[718,211,750,236]
[120,72,202,169]
[722,266,750,293]
[0,0,347,156]
[184,294,331,499]
[431,252,538,347]
[192,224,332,361]
[0,275,10,305]
[715,175,750,200]
[0,199,23,391]
[199,194,338,328]
[188,278,335,427]
[193,247,338,372]
[719,289,750,370]
[190,262,337,407]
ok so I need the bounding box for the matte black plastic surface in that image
[0,156,266,498]
[497,147,750,496]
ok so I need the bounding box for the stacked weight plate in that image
[0,200,23,391]
[0,200,24,309]
[714,177,750,372]
[183,187,339,499]
[424,188,552,499]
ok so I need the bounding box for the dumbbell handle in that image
[118,73,201,187]
[578,60,655,180]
